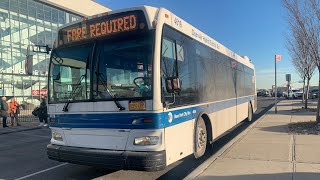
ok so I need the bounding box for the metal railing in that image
[17,109,39,122]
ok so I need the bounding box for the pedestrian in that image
[1,96,8,128]
[38,94,48,127]
[8,97,20,126]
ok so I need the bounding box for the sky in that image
[96,0,318,89]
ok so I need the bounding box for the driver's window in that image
[161,25,196,107]
[162,38,176,78]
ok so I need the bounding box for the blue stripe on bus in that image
[49,96,253,129]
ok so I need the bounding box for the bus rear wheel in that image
[194,117,207,158]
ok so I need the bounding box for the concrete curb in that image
[0,126,42,135]
[184,106,272,179]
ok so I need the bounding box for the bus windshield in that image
[48,32,153,103]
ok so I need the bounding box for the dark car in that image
[257,89,270,97]
[272,91,282,97]
[309,89,319,99]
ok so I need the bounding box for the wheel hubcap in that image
[197,127,206,148]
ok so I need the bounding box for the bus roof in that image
[56,6,254,69]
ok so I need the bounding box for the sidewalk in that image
[0,121,41,135]
[188,100,320,180]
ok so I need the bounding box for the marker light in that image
[132,118,153,125]
[152,20,157,28]
[134,136,159,146]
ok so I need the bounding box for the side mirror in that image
[165,77,181,94]
[25,55,33,75]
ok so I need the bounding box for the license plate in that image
[129,101,146,111]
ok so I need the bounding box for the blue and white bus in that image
[47,6,256,171]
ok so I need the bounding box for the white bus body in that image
[47,6,256,171]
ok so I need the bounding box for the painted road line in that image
[14,163,68,180]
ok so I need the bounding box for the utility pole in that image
[275,55,281,113]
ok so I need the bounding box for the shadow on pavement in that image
[267,109,316,116]
[196,172,319,180]
[157,103,276,179]
[258,125,289,133]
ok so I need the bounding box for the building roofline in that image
[35,0,111,17]
[35,0,86,17]
[90,0,111,11]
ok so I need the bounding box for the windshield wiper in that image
[95,72,125,111]
[62,74,86,112]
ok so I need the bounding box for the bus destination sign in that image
[59,11,145,45]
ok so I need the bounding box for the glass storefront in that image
[0,0,81,116]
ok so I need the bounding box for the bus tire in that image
[194,117,207,159]
[247,102,253,122]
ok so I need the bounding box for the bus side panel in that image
[210,105,237,139]
[237,102,249,124]
[164,119,195,165]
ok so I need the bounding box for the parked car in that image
[272,91,283,97]
[283,89,303,99]
[293,90,303,99]
[285,89,303,99]
[257,89,270,97]
[309,89,319,99]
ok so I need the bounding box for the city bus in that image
[46,6,257,171]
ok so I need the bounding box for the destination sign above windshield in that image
[58,11,147,46]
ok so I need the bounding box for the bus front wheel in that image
[194,117,207,158]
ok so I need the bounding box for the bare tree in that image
[283,0,320,123]
[286,26,316,109]
[307,0,320,122]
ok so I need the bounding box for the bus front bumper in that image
[47,144,166,171]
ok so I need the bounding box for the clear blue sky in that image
[96,0,318,89]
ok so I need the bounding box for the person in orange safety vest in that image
[8,97,20,126]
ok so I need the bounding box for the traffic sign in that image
[32,90,47,96]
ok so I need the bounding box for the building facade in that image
[0,0,109,110]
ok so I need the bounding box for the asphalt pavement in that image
[0,97,276,180]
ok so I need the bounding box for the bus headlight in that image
[134,136,159,146]
[52,132,63,141]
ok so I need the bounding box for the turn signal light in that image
[152,20,157,28]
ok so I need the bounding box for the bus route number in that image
[174,17,182,28]
[129,101,146,111]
